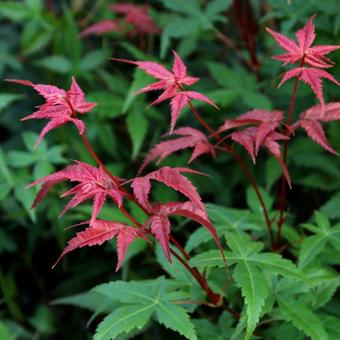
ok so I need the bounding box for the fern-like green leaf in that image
[156,301,197,340]
[233,262,269,339]
[94,304,154,340]
[93,278,197,339]
[277,296,328,340]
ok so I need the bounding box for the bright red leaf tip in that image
[27,161,124,226]
[278,67,339,107]
[52,220,148,271]
[110,3,159,36]
[113,51,217,132]
[6,77,96,147]
[230,127,291,187]
[293,102,340,154]
[145,202,224,264]
[138,127,215,174]
[132,166,207,212]
[266,16,340,68]
[80,20,120,37]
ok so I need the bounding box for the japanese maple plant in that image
[9,16,340,339]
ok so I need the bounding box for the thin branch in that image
[186,100,274,246]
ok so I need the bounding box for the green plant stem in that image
[186,101,275,246]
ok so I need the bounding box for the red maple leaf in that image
[278,67,339,107]
[293,102,340,154]
[80,20,120,37]
[6,77,96,147]
[218,109,284,154]
[266,16,340,68]
[230,127,291,187]
[52,220,147,271]
[144,201,222,263]
[113,51,217,132]
[131,166,206,212]
[110,3,159,36]
[139,127,215,174]
[28,161,124,225]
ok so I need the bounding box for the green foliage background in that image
[0,0,339,339]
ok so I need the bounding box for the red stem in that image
[187,101,274,246]
[79,131,223,305]
[170,235,190,261]
[276,59,304,246]
[170,249,221,305]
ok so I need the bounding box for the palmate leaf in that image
[93,278,196,340]
[276,296,328,340]
[189,232,307,339]
[233,262,269,340]
[189,250,306,281]
[299,211,340,268]
[94,304,154,340]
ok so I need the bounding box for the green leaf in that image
[94,278,196,339]
[189,249,225,268]
[88,92,123,118]
[0,321,15,340]
[299,235,327,268]
[36,55,71,74]
[320,314,340,339]
[7,151,35,167]
[127,106,148,159]
[0,93,21,113]
[161,0,201,15]
[52,291,112,312]
[246,186,273,215]
[163,18,199,38]
[205,0,231,19]
[29,305,56,335]
[277,296,328,340]
[321,192,340,219]
[0,2,30,21]
[233,262,269,339]
[314,211,330,230]
[0,146,13,187]
[79,50,109,71]
[208,62,233,88]
[123,69,153,113]
[190,250,305,281]
[265,157,282,189]
[156,301,196,340]
[23,131,47,152]
[21,21,52,55]
[206,89,238,106]
[242,91,272,110]
[94,304,154,340]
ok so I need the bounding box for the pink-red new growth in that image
[28,161,124,226]
[132,166,206,212]
[293,102,340,154]
[145,201,219,262]
[267,16,340,106]
[230,127,291,187]
[218,109,291,186]
[110,3,159,36]
[218,109,284,154]
[80,20,120,37]
[6,78,96,147]
[138,127,215,174]
[113,51,217,132]
[52,220,147,271]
